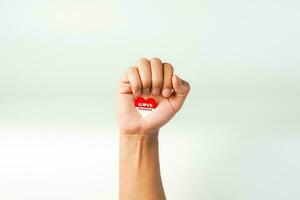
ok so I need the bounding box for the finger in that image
[116,81,132,94]
[170,74,190,112]
[116,70,131,94]
[162,63,174,97]
[150,58,163,95]
[136,58,151,94]
[120,69,129,83]
[127,66,142,96]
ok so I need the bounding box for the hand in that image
[116,58,190,134]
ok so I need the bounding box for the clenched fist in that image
[116,58,190,134]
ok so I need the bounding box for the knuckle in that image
[164,62,174,72]
[136,58,149,65]
[185,82,191,91]
[138,63,150,71]
[128,66,137,73]
[150,57,162,63]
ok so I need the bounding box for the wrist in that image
[119,130,160,155]
[119,129,159,136]
[119,130,159,162]
[120,131,159,143]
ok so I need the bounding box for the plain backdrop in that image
[0,0,299,199]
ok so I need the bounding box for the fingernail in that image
[162,88,172,97]
[152,88,160,95]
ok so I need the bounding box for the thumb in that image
[170,74,190,112]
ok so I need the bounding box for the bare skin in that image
[117,58,190,200]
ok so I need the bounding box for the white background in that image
[0,0,300,199]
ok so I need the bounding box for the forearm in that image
[119,131,166,200]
